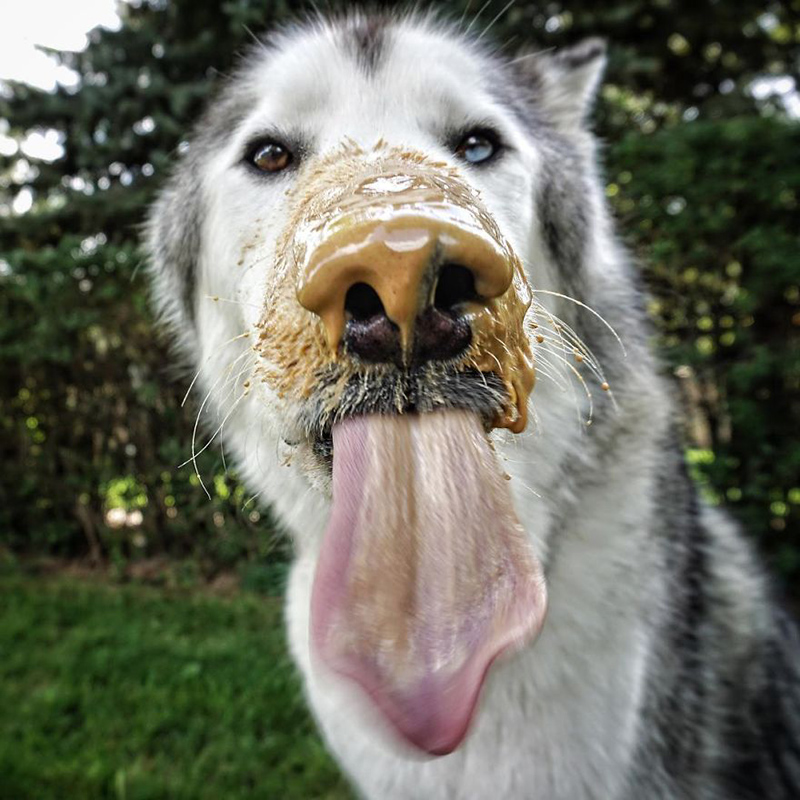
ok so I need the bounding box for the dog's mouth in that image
[311,407,546,755]
[306,374,547,755]
[303,365,509,466]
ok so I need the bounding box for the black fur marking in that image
[347,15,387,75]
[626,426,800,798]
[146,56,264,341]
[149,162,204,327]
[553,37,607,70]
[536,141,591,303]
[720,609,800,798]
[663,436,709,777]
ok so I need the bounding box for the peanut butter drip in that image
[254,143,535,432]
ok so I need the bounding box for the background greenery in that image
[0,1,798,794]
[1,0,799,585]
[0,571,353,799]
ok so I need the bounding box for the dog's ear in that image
[516,38,607,132]
[143,154,203,359]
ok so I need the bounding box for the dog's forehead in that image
[240,20,503,140]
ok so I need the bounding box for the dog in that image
[145,10,800,799]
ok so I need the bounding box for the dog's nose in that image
[296,214,513,366]
[340,265,475,365]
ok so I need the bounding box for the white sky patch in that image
[12,186,34,215]
[0,0,121,91]
[20,128,66,161]
[750,75,800,117]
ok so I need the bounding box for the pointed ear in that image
[517,38,607,132]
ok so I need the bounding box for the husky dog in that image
[145,11,800,800]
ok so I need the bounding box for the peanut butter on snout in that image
[255,142,535,432]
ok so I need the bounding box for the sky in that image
[0,0,122,210]
[0,0,122,172]
[0,0,121,92]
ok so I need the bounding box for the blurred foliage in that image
[607,117,800,576]
[0,0,798,585]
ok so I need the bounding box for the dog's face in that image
[147,13,610,756]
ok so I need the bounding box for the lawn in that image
[0,572,353,800]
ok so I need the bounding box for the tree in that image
[1,0,798,589]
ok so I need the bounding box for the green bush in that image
[606,116,800,576]
[0,0,798,590]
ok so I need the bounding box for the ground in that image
[0,569,353,800]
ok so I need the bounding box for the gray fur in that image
[144,56,264,355]
[345,12,389,74]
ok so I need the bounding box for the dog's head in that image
[146,12,611,755]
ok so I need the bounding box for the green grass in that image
[0,573,353,800]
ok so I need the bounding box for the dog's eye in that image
[455,131,499,165]
[249,141,292,173]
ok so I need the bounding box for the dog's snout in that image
[297,212,512,365]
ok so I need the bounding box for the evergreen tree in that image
[1,0,798,586]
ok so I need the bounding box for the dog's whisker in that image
[512,475,543,500]
[204,294,263,311]
[242,489,263,512]
[242,23,267,51]
[531,347,585,429]
[218,354,257,411]
[533,322,608,394]
[499,34,519,53]
[458,0,475,29]
[531,289,627,357]
[178,391,247,469]
[530,360,571,393]
[534,343,595,427]
[183,349,253,491]
[509,46,557,66]
[465,0,493,36]
[186,373,227,498]
[181,330,251,408]
[532,307,608,384]
[476,0,517,42]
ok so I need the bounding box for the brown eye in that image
[455,130,499,165]
[250,141,292,173]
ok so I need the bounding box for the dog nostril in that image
[343,282,402,365]
[345,282,385,322]
[434,264,478,312]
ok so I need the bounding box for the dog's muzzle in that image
[282,152,535,432]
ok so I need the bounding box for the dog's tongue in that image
[311,410,546,755]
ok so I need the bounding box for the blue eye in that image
[455,131,499,165]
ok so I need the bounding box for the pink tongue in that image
[310,410,547,755]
